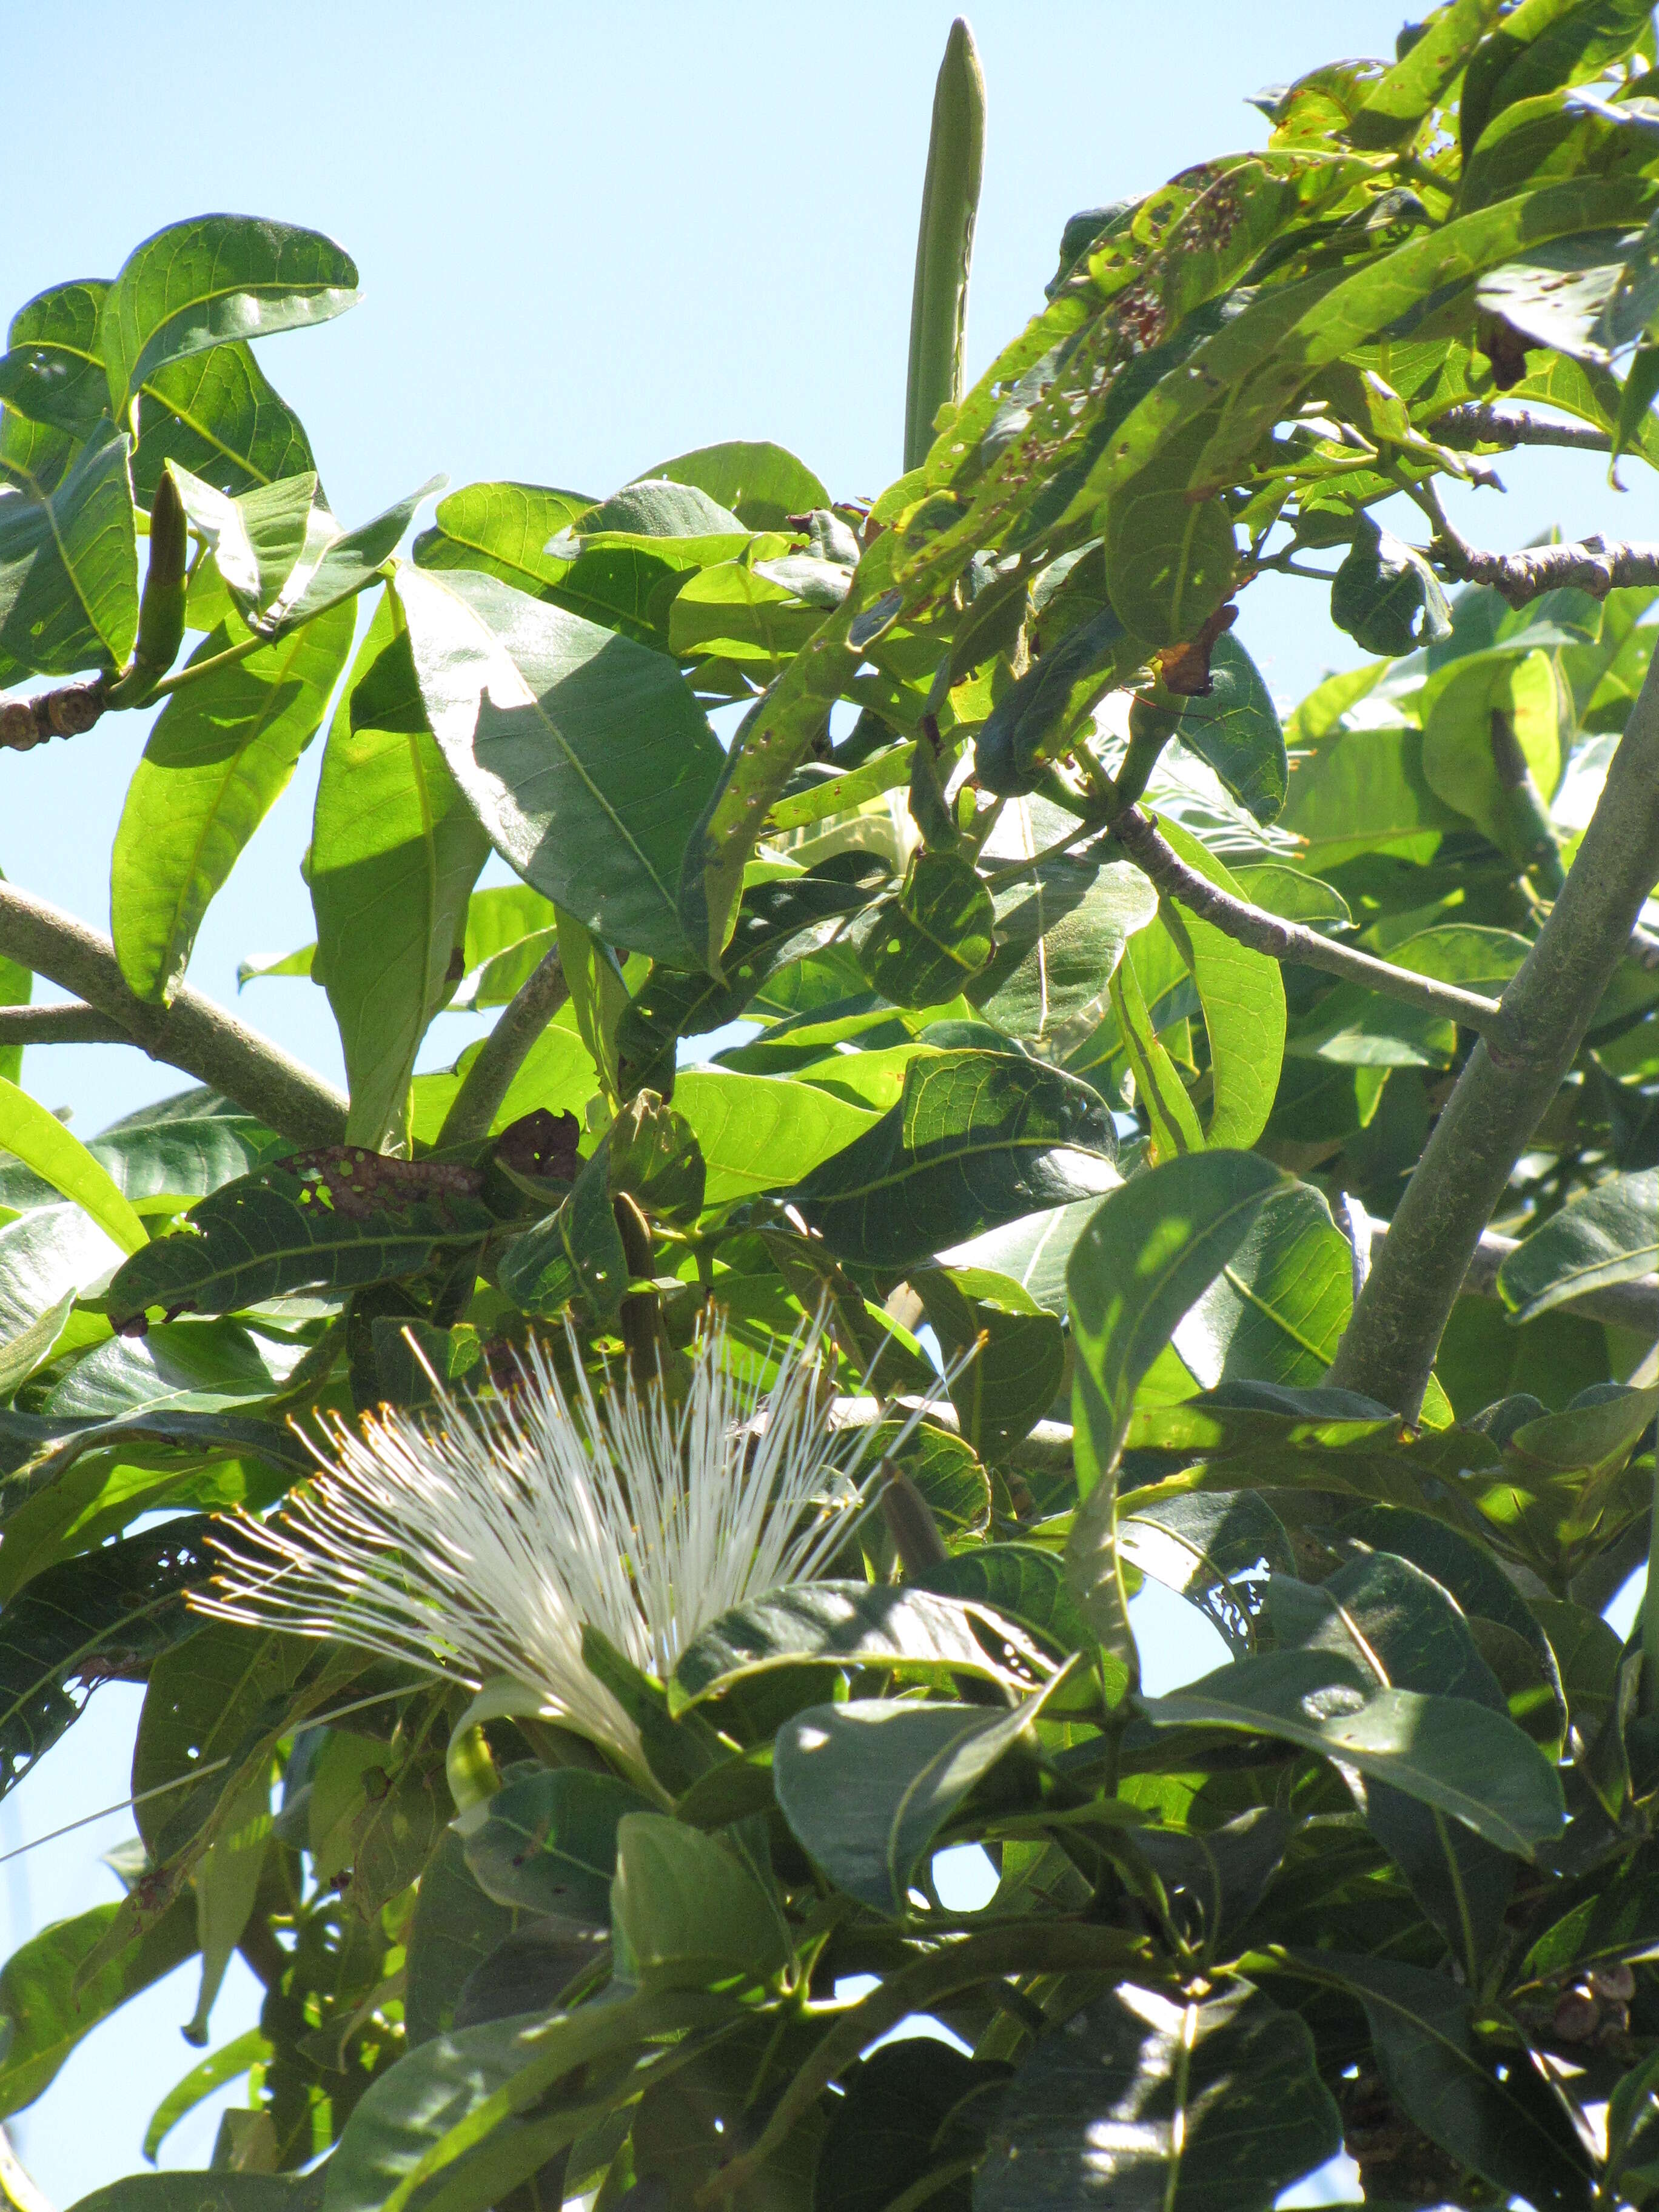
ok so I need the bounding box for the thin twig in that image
[0,1002,132,1045]
[437,942,569,1148]
[1432,403,1612,455]
[1112,806,1509,1034]
[0,880,347,1147]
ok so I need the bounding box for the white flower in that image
[196,1313,904,1775]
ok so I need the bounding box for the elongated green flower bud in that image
[904,19,986,474]
[108,468,189,706]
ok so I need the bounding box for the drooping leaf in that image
[611,1812,788,1991]
[101,215,358,419]
[1170,1181,1353,1391]
[394,565,725,966]
[310,595,490,1150]
[975,1979,1341,2212]
[785,1050,1118,1267]
[111,599,355,1004]
[857,851,996,1009]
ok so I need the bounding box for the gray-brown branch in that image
[1112,807,1507,1033]
[1433,404,1612,456]
[0,677,107,752]
[0,1002,132,1045]
[1435,526,1659,608]
[437,943,569,1148]
[0,880,347,1147]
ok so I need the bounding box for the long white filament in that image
[196,1313,893,1771]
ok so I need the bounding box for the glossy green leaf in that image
[1421,646,1563,848]
[1147,1645,1565,1857]
[974,606,1133,796]
[818,2043,1005,2212]
[1110,939,1204,1160]
[0,1077,147,1253]
[111,600,355,1005]
[310,596,490,1150]
[857,851,996,1009]
[1106,487,1236,650]
[1153,817,1285,1150]
[1331,511,1452,655]
[670,1582,1051,1714]
[774,1691,1052,1917]
[914,1266,1066,1458]
[0,420,136,677]
[976,1979,1340,2212]
[412,480,594,598]
[404,1829,518,2047]
[1118,1490,1295,1655]
[970,823,1159,1051]
[786,1050,1118,1267]
[611,1813,786,1990]
[1278,721,1462,869]
[463,1768,655,1923]
[142,2025,273,2164]
[395,565,724,966]
[1171,1182,1353,1390]
[1461,0,1655,157]
[672,1068,875,1207]
[0,1090,287,1216]
[0,278,114,441]
[1497,1167,1659,1321]
[101,215,358,419]
[643,440,829,531]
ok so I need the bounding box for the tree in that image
[0,6,1657,2204]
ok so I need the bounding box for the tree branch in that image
[1433,403,1612,455]
[0,677,107,752]
[437,943,568,1148]
[1432,519,1659,608]
[0,1003,132,1045]
[1111,806,1508,1033]
[0,881,347,1148]
[1326,643,1659,1417]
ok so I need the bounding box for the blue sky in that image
[2,2,1652,2194]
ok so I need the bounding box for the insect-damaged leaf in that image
[102,1148,498,1329]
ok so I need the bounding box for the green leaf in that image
[1152,818,1286,1150]
[1118,1490,1295,1655]
[639,441,829,531]
[1461,0,1655,157]
[1105,487,1236,650]
[1332,510,1453,655]
[133,341,317,504]
[404,1829,518,2046]
[72,2183,322,2212]
[615,856,887,1095]
[817,2043,1007,2212]
[1171,635,1287,825]
[0,1518,209,1800]
[0,1889,197,2118]
[167,464,319,625]
[0,1076,147,1253]
[1066,1151,1290,1486]
[1277,1950,1594,2212]
[0,1089,287,1215]
[143,2024,272,2163]
[1109,942,1204,1161]
[412,480,594,598]
[673,1068,876,1207]
[111,600,355,1004]
[1497,1167,1659,1321]
[1520,1858,1659,1987]
[394,565,725,966]
[310,596,490,1150]
[1421,646,1563,849]
[970,827,1159,1051]
[611,1813,786,1990]
[857,851,996,1009]
[463,1768,655,1923]
[917,1544,1094,1654]
[914,1267,1065,1458]
[101,215,358,420]
[670,1583,1051,1714]
[774,1689,1055,1917]
[1145,1645,1565,1857]
[974,606,1133,796]
[495,1149,628,1324]
[1171,1182,1353,1390]
[668,558,831,668]
[0,419,136,676]
[785,1050,1118,1268]
[102,1149,500,1329]
[975,1979,1341,2212]
[0,278,114,441]
[1278,721,1462,870]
